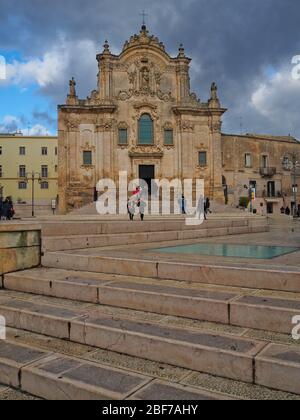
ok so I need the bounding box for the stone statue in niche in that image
[128,69,137,85]
[141,67,150,91]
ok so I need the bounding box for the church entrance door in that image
[139,165,155,194]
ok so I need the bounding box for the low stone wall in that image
[0,224,41,279]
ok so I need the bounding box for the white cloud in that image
[0,115,52,136]
[4,36,98,90]
[251,66,300,130]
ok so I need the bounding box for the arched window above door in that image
[138,114,154,145]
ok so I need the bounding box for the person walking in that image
[127,199,135,221]
[2,198,10,220]
[138,198,147,221]
[197,195,206,220]
[205,198,211,213]
[8,197,14,220]
[181,195,186,215]
[0,198,3,220]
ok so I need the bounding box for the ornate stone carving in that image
[117,87,174,103]
[86,90,101,105]
[179,120,195,132]
[189,92,201,105]
[117,90,133,101]
[118,121,129,129]
[157,90,175,102]
[211,121,222,133]
[80,142,96,151]
[133,102,157,111]
[164,121,173,130]
[65,117,80,131]
[96,118,115,131]
[122,25,166,53]
[128,144,164,158]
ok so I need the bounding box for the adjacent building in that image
[0,134,58,206]
[222,134,300,215]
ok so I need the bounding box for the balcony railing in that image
[260,167,277,177]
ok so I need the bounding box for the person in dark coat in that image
[2,197,14,220]
[0,198,4,220]
[2,198,10,220]
[205,198,211,214]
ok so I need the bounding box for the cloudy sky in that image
[0,0,300,137]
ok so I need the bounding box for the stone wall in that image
[0,224,41,280]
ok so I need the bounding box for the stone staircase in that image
[1,216,300,400]
[41,217,267,252]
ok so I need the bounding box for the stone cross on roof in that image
[140,10,148,26]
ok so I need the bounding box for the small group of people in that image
[182,195,211,220]
[127,186,147,221]
[0,197,14,221]
[127,188,212,221]
[281,205,300,217]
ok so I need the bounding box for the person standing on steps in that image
[181,194,186,215]
[205,197,211,219]
[197,195,206,221]
[127,198,135,221]
[138,198,147,221]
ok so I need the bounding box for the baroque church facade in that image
[58,25,300,214]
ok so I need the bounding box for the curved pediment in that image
[120,25,170,60]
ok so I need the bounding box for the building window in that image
[55,147,58,156]
[262,155,268,168]
[138,114,154,145]
[164,129,174,145]
[40,181,49,190]
[118,129,128,145]
[0,165,2,177]
[245,153,252,168]
[283,156,290,170]
[18,181,27,190]
[55,165,58,172]
[0,146,2,155]
[19,147,26,155]
[83,151,92,166]
[41,165,48,178]
[42,147,48,156]
[199,151,207,167]
[19,165,26,178]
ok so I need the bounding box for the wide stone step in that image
[0,340,229,400]
[0,292,266,383]
[42,223,268,252]
[41,218,267,237]
[4,269,300,333]
[3,269,239,324]
[42,251,300,293]
[3,326,300,400]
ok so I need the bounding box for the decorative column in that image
[176,45,191,102]
[208,83,227,203]
[97,41,113,101]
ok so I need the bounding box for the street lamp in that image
[23,171,42,218]
[282,152,299,218]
